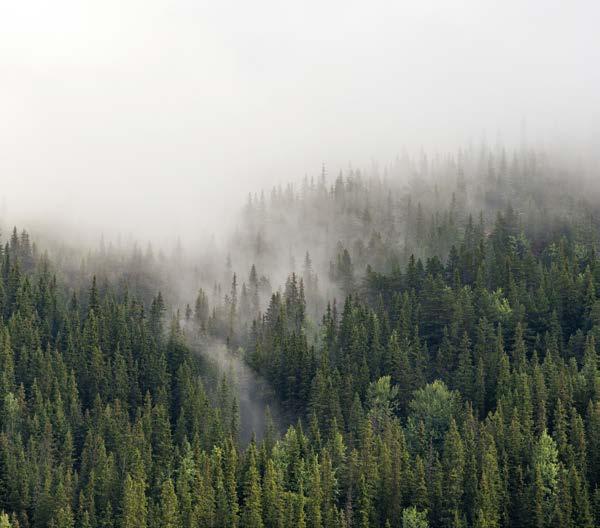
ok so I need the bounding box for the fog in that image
[1,0,600,454]
[2,0,599,242]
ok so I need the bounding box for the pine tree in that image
[121,473,147,528]
[307,456,323,528]
[402,507,429,528]
[474,434,501,528]
[412,456,429,512]
[531,430,559,527]
[242,448,264,528]
[455,332,474,400]
[442,419,465,527]
[262,459,284,528]
[157,478,180,528]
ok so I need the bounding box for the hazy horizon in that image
[2,0,599,242]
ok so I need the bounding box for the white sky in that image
[1,0,599,242]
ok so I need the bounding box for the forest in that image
[2,145,600,528]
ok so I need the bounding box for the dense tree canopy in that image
[2,146,600,527]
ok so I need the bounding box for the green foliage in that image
[4,155,600,528]
[407,380,461,448]
[0,512,11,528]
[402,507,429,528]
[366,376,398,431]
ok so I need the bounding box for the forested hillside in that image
[2,146,600,527]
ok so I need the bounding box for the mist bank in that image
[2,137,598,250]
[184,336,285,443]
[3,141,600,320]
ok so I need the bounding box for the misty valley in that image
[1,147,600,528]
